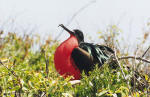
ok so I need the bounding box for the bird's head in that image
[59,24,84,43]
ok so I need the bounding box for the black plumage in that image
[71,29,114,74]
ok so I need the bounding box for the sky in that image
[0,0,150,49]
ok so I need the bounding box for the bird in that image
[54,24,114,80]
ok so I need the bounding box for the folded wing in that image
[71,42,114,74]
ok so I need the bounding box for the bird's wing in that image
[79,43,114,65]
[71,42,114,73]
[71,47,94,74]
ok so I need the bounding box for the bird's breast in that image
[54,35,81,79]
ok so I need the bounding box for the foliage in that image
[0,26,149,97]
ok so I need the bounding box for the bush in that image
[0,26,149,97]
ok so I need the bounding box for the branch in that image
[114,49,133,94]
[114,49,126,80]
[41,49,49,78]
[118,56,150,63]
[142,46,150,57]
[0,60,17,77]
[0,60,22,90]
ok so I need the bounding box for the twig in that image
[118,56,150,63]
[116,53,150,94]
[133,47,140,93]
[135,45,150,70]
[54,0,96,40]
[0,60,22,96]
[114,49,132,94]
[0,60,17,77]
[141,46,150,96]
[41,92,46,97]
[42,49,49,78]
[114,49,126,80]
[142,46,150,57]
[45,59,49,78]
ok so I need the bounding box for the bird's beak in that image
[59,24,74,35]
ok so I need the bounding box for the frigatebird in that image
[54,24,114,80]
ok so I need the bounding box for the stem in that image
[142,46,150,57]
[118,56,150,63]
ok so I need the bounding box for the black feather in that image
[79,42,114,67]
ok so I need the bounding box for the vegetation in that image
[0,25,149,97]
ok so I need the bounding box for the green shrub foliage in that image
[0,27,149,97]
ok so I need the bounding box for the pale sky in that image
[0,0,150,49]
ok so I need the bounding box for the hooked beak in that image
[59,24,74,35]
